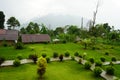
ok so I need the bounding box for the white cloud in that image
[0,0,120,29]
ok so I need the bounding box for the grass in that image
[0,43,120,80]
[0,61,104,80]
[0,43,120,61]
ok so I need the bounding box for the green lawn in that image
[0,43,120,62]
[0,61,104,80]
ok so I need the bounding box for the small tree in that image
[89,58,94,63]
[94,67,102,77]
[64,51,70,57]
[84,62,91,70]
[100,57,106,62]
[111,57,116,62]
[53,52,59,58]
[74,52,79,56]
[14,42,24,49]
[37,57,47,79]
[106,66,114,75]
[95,61,102,67]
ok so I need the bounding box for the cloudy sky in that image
[0,0,120,29]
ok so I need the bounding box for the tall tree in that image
[20,27,26,34]
[34,23,40,33]
[7,17,20,30]
[54,27,64,35]
[0,11,5,29]
[40,24,48,34]
[67,25,80,36]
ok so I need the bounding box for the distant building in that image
[21,34,51,43]
[0,29,18,45]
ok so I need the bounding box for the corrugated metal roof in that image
[0,29,18,40]
[22,34,50,43]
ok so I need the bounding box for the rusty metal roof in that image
[0,29,18,40]
[21,34,50,43]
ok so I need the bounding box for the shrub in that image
[95,61,102,67]
[42,53,47,58]
[29,54,38,63]
[17,54,23,60]
[78,54,83,58]
[92,46,96,50]
[59,54,63,61]
[89,58,94,63]
[53,52,59,58]
[94,67,102,77]
[83,52,87,59]
[78,59,82,64]
[64,52,70,57]
[13,59,20,67]
[46,57,50,63]
[106,66,114,75]
[110,61,114,66]
[2,40,8,47]
[71,56,75,61]
[37,57,47,79]
[105,52,109,55]
[15,42,24,49]
[0,57,5,66]
[74,52,79,56]
[100,57,106,62]
[111,57,116,62]
[62,40,66,43]
[84,62,91,69]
